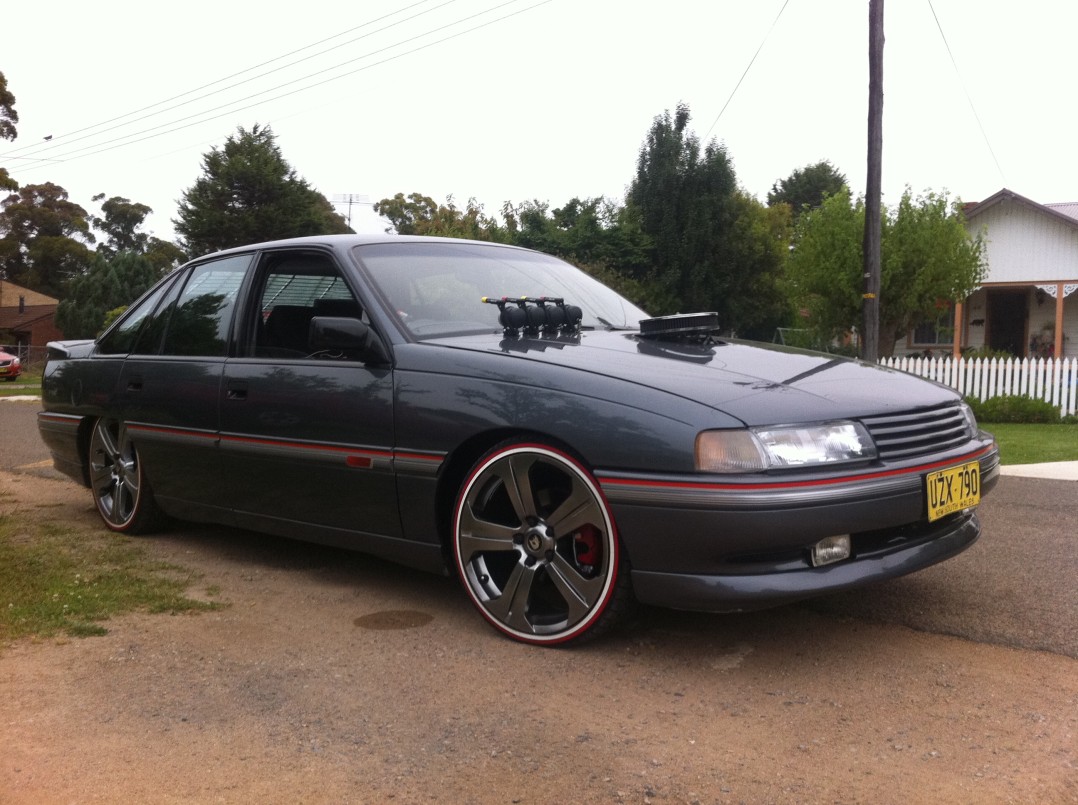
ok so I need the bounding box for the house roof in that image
[0,304,56,331]
[965,188,1078,230]
[0,279,59,308]
[1046,202,1078,221]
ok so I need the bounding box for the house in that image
[0,279,62,358]
[904,188,1077,359]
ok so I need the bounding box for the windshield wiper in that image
[596,317,635,331]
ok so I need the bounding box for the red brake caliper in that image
[572,524,602,572]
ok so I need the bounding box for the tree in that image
[92,193,186,272]
[53,193,188,337]
[786,188,986,357]
[503,197,651,274]
[174,124,350,256]
[374,193,509,241]
[55,251,163,338]
[767,160,847,221]
[0,182,95,296]
[142,236,187,274]
[625,103,790,337]
[92,194,153,256]
[0,71,18,192]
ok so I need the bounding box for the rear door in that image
[116,254,250,514]
[217,248,400,539]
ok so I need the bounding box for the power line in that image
[1,0,457,163]
[1,0,550,173]
[926,0,1005,184]
[704,0,790,141]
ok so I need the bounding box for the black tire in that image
[87,418,163,534]
[452,440,632,645]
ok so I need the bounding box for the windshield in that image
[353,241,649,339]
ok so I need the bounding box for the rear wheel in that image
[452,441,630,645]
[88,418,163,534]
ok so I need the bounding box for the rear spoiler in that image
[45,340,95,360]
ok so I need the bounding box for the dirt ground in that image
[1,470,1076,804]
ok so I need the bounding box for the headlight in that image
[696,422,877,473]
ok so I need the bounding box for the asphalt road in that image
[3,398,1075,659]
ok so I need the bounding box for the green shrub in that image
[961,347,1016,361]
[965,394,1061,424]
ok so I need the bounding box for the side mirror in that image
[309,316,391,365]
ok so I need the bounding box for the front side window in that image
[244,252,362,359]
[159,255,250,357]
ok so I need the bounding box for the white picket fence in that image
[879,356,1078,416]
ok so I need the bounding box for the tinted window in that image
[159,256,250,357]
[131,273,184,355]
[251,253,363,358]
[96,275,179,355]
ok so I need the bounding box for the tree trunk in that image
[878,322,899,358]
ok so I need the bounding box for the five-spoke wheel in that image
[88,418,161,533]
[453,441,627,645]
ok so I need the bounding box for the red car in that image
[0,348,21,381]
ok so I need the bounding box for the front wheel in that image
[452,441,631,645]
[88,418,163,534]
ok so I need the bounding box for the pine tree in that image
[174,124,350,256]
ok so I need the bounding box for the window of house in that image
[913,308,955,346]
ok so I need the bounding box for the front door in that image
[987,289,1028,356]
[217,249,401,541]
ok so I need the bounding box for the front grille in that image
[860,404,972,460]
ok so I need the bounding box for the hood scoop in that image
[638,312,722,343]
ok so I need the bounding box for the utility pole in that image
[862,0,884,362]
[331,193,370,228]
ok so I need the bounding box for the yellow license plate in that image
[926,461,981,522]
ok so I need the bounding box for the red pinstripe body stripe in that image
[126,423,442,464]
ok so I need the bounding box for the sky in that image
[3,0,1077,244]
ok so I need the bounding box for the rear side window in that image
[96,275,179,355]
[159,255,250,357]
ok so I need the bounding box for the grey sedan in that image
[37,235,998,645]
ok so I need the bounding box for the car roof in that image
[196,234,529,262]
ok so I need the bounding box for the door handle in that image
[226,383,248,401]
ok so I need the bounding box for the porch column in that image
[1056,283,1065,358]
[953,299,964,359]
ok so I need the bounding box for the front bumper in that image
[599,442,998,612]
[629,511,980,612]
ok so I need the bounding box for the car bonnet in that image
[430,330,959,427]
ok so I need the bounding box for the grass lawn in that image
[986,423,1078,465]
[0,373,41,397]
[0,515,221,640]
